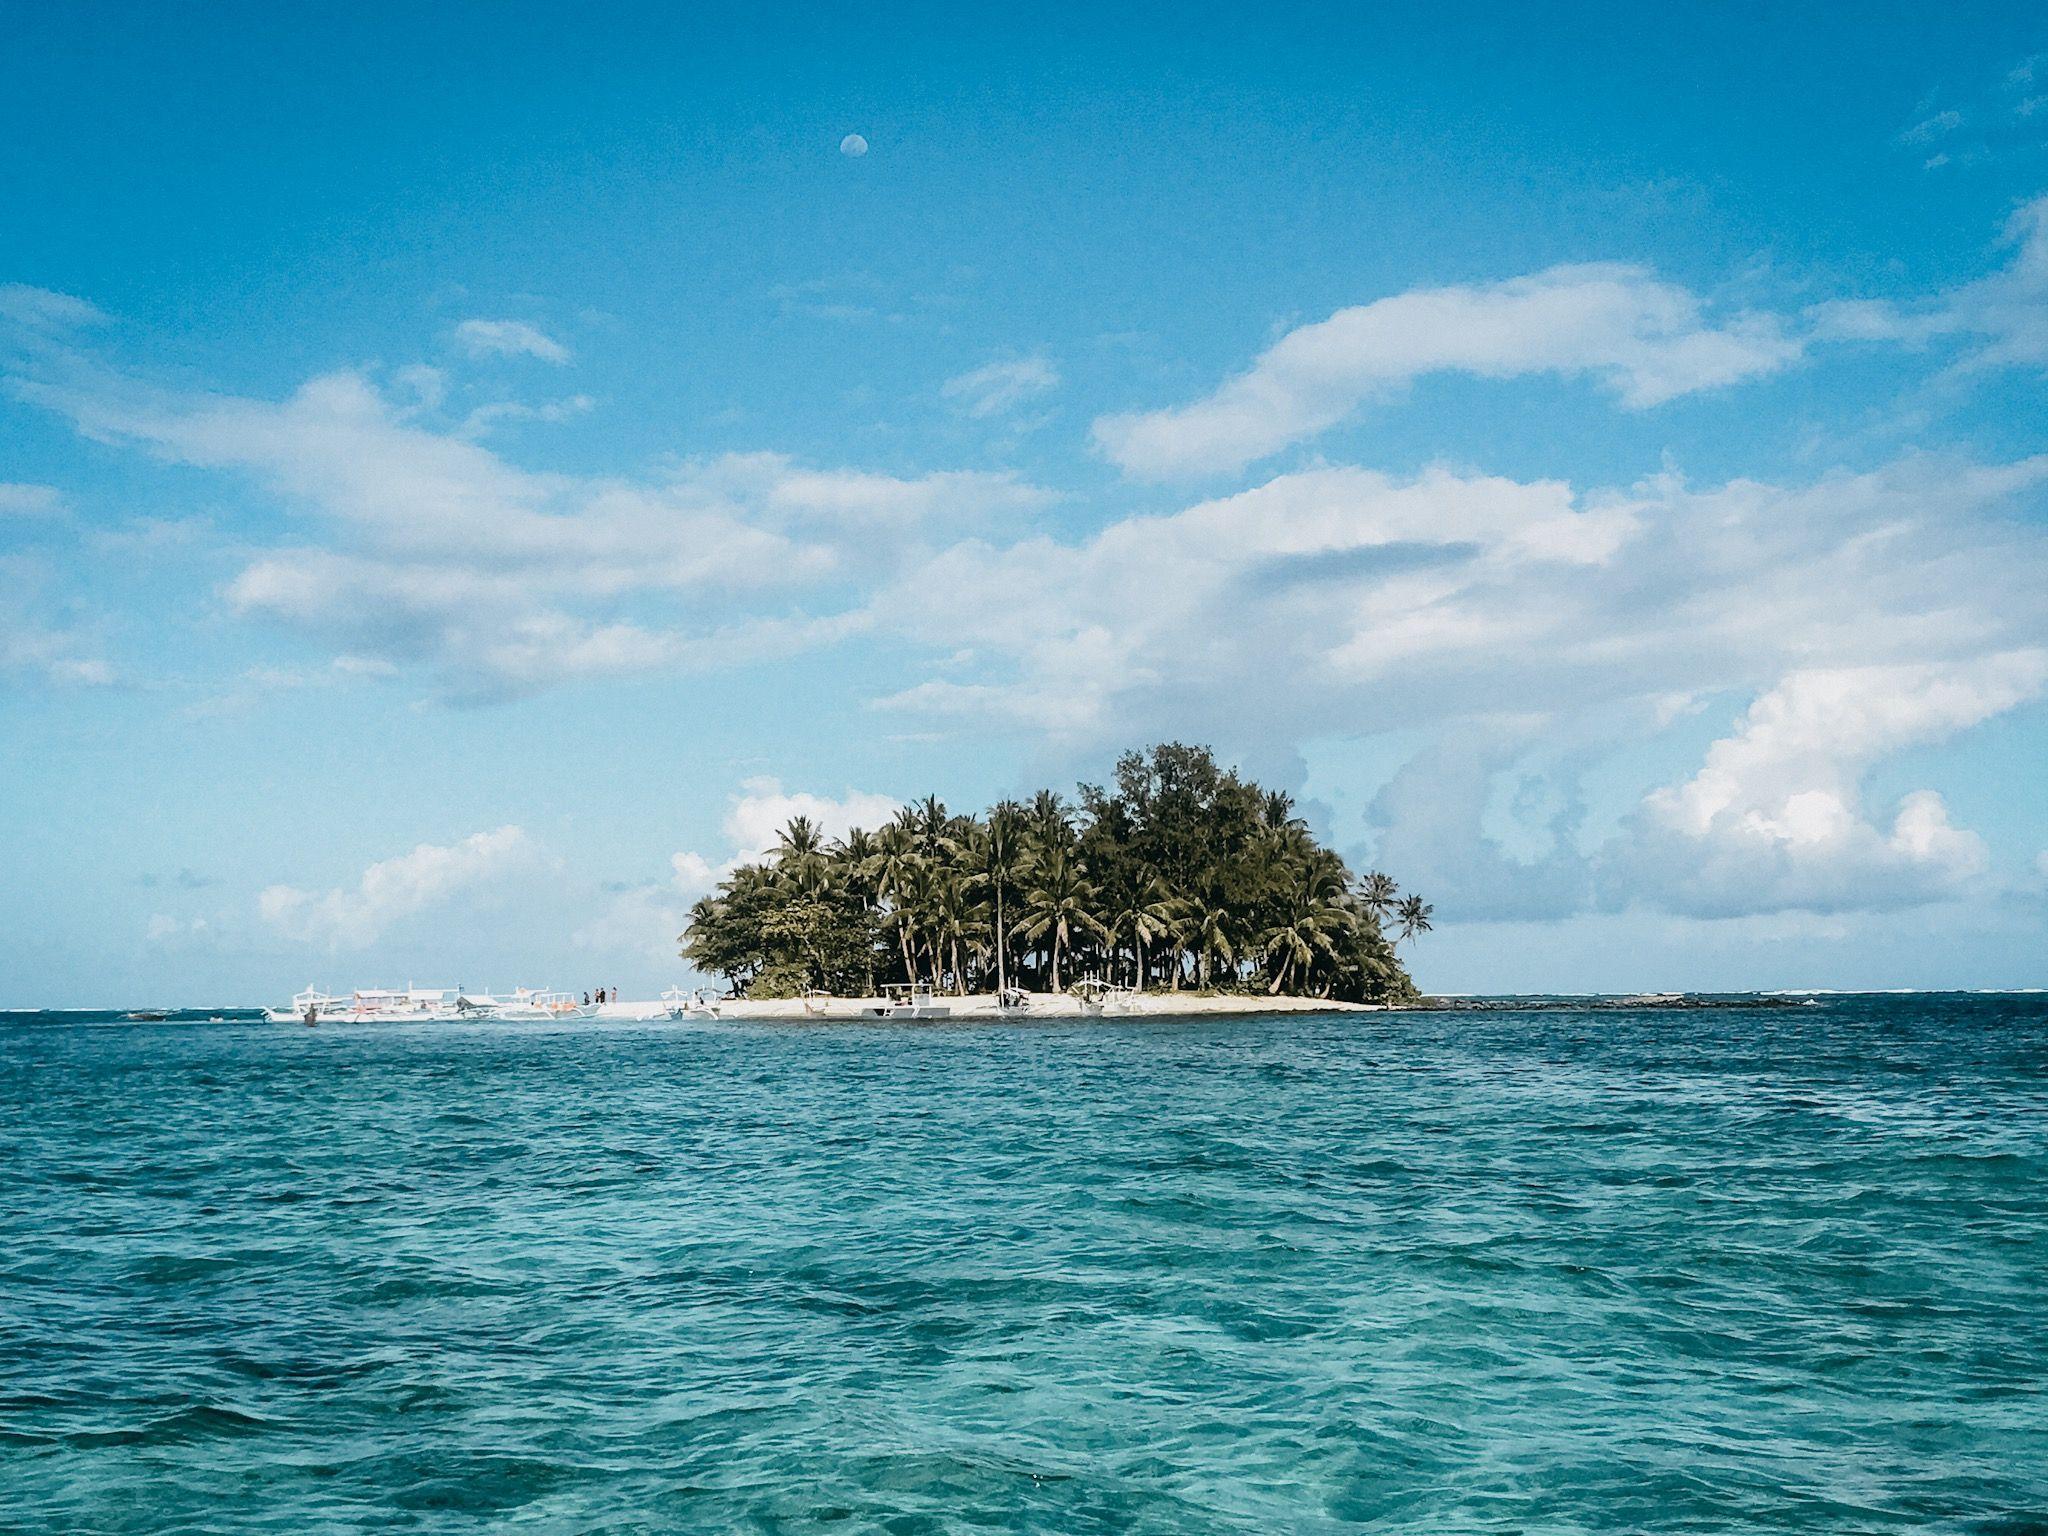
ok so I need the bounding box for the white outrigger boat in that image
[661,986,721,1020]
[494,988,600,1021]
[1071,976,1138,1016]
[266,985,602,1024]
[265,986,504,1024]
[876,981,953,1020]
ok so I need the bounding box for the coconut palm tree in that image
[775,816,831,895]
[1358,871,1399,926]
[1106,875,1178,990]
[1261,789,1302,831]
[929,868,976,994]
[1027,788,1072,853]
[871,823,924,985]
[832,826,882,992]
[966,802,1028,993]
[1185,898,1239,989]
[1017,847,1106,993]
[1261,861,1354,994]
[910,794,951,859]
[1395,894,1434,947]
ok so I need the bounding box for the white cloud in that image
[1,617,114,689]
[1094,264,1800,477]
[0,483,65,518]
[451,318,571,364]
[855,451,2048,917]
[570,851,721,965]
[0,283,107,332]
[1809,193,2048,373]
[717,777,900,864]
[332,654,400,677]
[866,454,2048,747]
[145,913,213,948]
[459,393,594,435]
[8,358,1047,701]
[942,354,1060,418]
[260,826,534,949]
[574,783,898,964]
[1367,731,1594,923]
[1898,108,1963,144]
[1607,652,2048,916]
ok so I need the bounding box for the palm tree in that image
[1395,894,1433,948]
[1017,847,1106,992]
[1358,871,1399,928]
[1186,898,1238,989]
[775,815,830,894]
[871,823,924,985]
[1261,860,1353,994]
[833,826,882,992]
[969,802,1027,994]
[910,794,951,859]
[930,869,975,994]
[1261,789,1301,831]
[1106,875,1178,990]
[1027,788,1072,853]
[835,827,879,897]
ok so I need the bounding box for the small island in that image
[681,744,1428,1012]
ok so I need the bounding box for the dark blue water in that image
[3,997,2045,1533]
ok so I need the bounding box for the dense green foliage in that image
[681,743,1427,1003]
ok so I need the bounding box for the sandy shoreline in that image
[594,990,1387,1022]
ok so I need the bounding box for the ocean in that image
[2,996,2044,1532]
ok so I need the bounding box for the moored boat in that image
[878,982,952,1020]
[495,988,600,1021]
[265,986,516,1024]
[1071,976,1138,1015]
[661,986,720,1020]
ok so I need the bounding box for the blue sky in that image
[4,1,2047,1005]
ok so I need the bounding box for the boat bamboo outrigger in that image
[265,985,585,1024]
[661,986,721,1021]
[878,982,953,1020]
[1071,976,1137,1015]
[495,988,599,1021]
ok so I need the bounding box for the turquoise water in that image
[3,997,2045,1533]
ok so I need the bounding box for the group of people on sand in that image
[583,986,619,1006]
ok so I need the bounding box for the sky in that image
[4,1,2047,1005]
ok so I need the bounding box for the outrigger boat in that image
[264,986,493,1024]
[875,981,953,1021]
[265,985,574,1024]
[661,986,721,1020]
[494,988,600,1021]
[1071,976,1138,1016]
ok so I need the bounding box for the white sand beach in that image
[596,990,1387,1022]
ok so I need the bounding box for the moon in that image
[839,134,868,158]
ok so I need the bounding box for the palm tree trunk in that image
[994,887,1007,993]
[1051,930,1063,992]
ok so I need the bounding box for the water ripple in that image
[1,995,2044,1531]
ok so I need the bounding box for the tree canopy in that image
[682,743,1424,1004]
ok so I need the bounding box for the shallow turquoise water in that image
[3,996,2045,1532]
